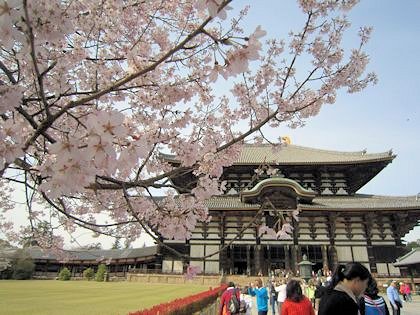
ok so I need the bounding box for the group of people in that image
[399,281,412,302]
[220,262,412,315]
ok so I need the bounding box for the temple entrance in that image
[232,245,249,275]
[300,245,323,273]
[234,261,247,275]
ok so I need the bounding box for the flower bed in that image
[128,284,227,315]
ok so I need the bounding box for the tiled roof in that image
[162,144,395,165]
[394,248,420,266]
[237,144,395,164]
[303,194,420,210]
[205,196,260,210]
[18,246,158,261]
[204,194,420,211]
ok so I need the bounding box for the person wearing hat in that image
[386,280,402,315]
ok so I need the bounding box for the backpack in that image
[227,289,240,314]
[238,299,247,313]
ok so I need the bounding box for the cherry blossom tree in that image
[0,0,376,261]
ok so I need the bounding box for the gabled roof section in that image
[240,177,316,204]
[394,248,420,266]
[161,144,395,165]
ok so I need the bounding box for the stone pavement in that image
[249,295,420,315]
[384,295,419,315]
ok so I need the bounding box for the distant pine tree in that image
[111,237,121,249]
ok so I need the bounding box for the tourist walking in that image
[404,282,412,302]
[314,280,326,312]
[275,279,287,314]
[280,279,315,315]
[318,262,370,315]
[359,277,389,315]
[386,280,402,315]
[399,282,406,302]
[305,281,316,308]
[248,278,269,315]
[219,281,240,315]
[269,279,278,314]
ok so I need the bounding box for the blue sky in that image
[233,0,420,241]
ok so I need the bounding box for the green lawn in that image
[0,280,209,315]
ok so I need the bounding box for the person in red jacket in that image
[219,282,241,315]
[281,279,315,315]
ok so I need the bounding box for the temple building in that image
[161,144,420,277]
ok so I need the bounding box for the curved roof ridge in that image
[243,143,392,157]
[353,194,420,199]
[161,144,395,165]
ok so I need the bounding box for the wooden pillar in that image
[255,214,262,275]
[364,213,377,273]
[327,212,338,270]
[321,245,329,272]
[267,244,272,275]
[246,245,251,276]
[285,245,291,271]
[291,245,298,274]
[219,211,226,275]
[329,246,338,270]
[255,244,262,276]
[229,245,234,275]
[292,215,300,273]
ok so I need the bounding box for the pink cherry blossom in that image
[0,0,376,257]
[185,264,201,280]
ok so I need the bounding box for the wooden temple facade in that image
[161,144,420,277]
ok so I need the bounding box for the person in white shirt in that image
[240,286,253,315]
[275,279,287,314]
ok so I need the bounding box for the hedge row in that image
[128,284,227,315]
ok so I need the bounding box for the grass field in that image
[0,280,209,315]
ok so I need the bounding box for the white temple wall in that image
[352,246,369,261]
[336,246,353,261]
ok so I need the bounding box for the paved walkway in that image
[249,295,420,315]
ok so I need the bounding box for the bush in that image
[95,264,107,282]
[11,250,35,280]
[58,267,71,281]
[12,258,35,280]
[83,267,95,280]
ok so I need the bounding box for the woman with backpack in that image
[359,277,389,315]
[318,262,371,315]
[219,282,241,315]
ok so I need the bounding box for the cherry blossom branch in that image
[122,185,189,259]
[0,60,17,84]
[22,0,50,116]
[199,205,265,260]
[40,192,137,229]
[22,1,232,151]
[280,11,313,98]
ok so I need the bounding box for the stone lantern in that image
[298,254,313,281]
